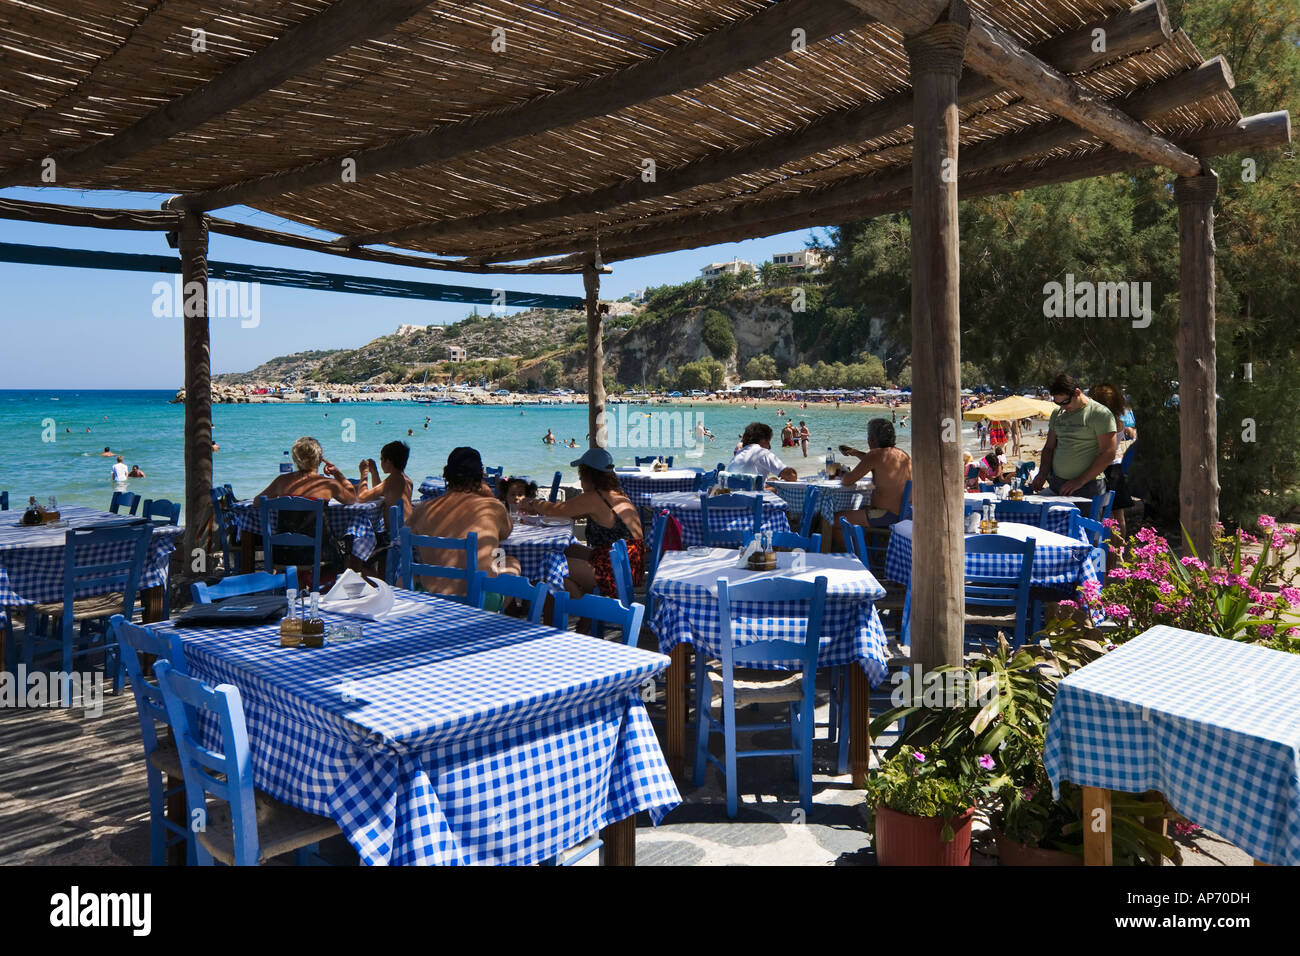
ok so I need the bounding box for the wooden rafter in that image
[167,0,874,212]
[342,0,1173,250]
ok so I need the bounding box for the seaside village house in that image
[770,249,827,273]
[699,257,756,284]
[738,379,785,397]
[446,345,467,363]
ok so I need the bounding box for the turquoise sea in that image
[0,390,971,521]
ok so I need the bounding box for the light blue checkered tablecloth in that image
[767,480,873,526]
[0,505,182,607]
[649,491,790,548]
[617,469,701,509]
[501,521,574,589]
[230,499,381,561]
[417,476,446,500]
[159,591,680,865]
[964,493,1079,536]
[1044,625,1300,866]
[649,549,890,686]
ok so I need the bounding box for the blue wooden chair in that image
[742,529,820,552]
[1070,511,1107,548]
[547,470,563,503]
[977,482,995,494]
[643,511,670,591]
[384,504,405,586]
[898,479,912,519]
[964,535,1036,650]
[192,568,298,605]
[694,575,828,817]
[552,590,645,647]
[797,485,820,539]
[260,496,323,588]
[110,615,193,866]
[142,498,181,526]
[0,490,8,511]
[635,455,673,467]
[110,490,141,515]
[699,493,764,548]
[209,487,241,573]
[154,661,341,866]
[1120,442,1137,476]
[484,466,504,493]
[1089,490,1115,522]
[23,521,151,702]
[692,469,719,492]
[990,499,1052,527]
[475,571,548,623]
[399,527,481,605]
[609,538,635,605]
[725,473,760,491]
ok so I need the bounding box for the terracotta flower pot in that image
[992,828,1082,866]
[873,805,974,866]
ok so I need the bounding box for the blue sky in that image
[0,186,825,389]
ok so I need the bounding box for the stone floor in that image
[0,673,1249,867]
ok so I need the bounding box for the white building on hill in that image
[700,258,755,284]
[769,249,826,273]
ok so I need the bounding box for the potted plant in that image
[867,747,1002,866]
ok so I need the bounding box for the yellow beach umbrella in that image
[961,395,1057,422]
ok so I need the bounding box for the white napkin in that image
[736,538,760,568]
[319,569,396,620]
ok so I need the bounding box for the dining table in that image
[766,478,874,528]
[964,491,1090,536]
[649,548,888,785]
[229,498,383,566]
[158,590,680,865]
[615,466,703,510]
[0,504,182,622]
[1044,625,1300,866]
[648,490,791,547]
[501,517,576,589]
[417,476,446,500]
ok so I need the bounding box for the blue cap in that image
[571,447,615,471]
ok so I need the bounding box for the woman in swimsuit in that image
[522,447,644,599]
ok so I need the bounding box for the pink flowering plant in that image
[1061,517,1300,651]
[867,746,1006,841]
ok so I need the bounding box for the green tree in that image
[744,354,779,380]
[786,363,814,389]
[701,310,736,360]
[540,360,562,389]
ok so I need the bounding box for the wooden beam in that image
[596,110,1287,262]
[584,262,606,450]
[904,11,968,672]
[0,0,437,190]
[206,217,603,274]
[1175,170,1219,558]
[179,212,213,573]
[170,0,873,212]
[344,0,1172,250]
[840,0,1201,175]
[476,67,1248,266]
[0,197,177,231]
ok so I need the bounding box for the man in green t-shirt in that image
[1030,373,1117,497]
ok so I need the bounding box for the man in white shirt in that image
[110,456,129,482]
[727,422,787,478]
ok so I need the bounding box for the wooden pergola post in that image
[583,260,606,448]
[1174,169,1219,558]
[179,210,214,569]
[905,7,969,671]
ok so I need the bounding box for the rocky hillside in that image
[214,284,903,388]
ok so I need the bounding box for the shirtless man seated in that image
[406,446,520,597]
[834,418,913,549]
[256,436,357,504]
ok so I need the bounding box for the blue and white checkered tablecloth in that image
[0,505,182,607]
[649,549,889,686]
[1044,625,1300,867]
[501,521,575,590]
[159,591,680,865]
[648,491,791,548]
[885,519,1102,592]
[417,476,446,500]
[964,493,1079,537]
[229,499,382,561]
[767,480,874,526]
[617,469,701,509]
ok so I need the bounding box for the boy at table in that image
[834,418,913,548]
[408,446,520,597]
[357,439,414,523]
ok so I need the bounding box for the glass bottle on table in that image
[280,588,302,647]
